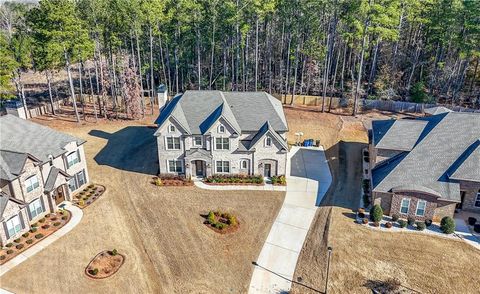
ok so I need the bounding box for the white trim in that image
[165,136,181,150]
[66,151,79,168]
[214,137,230,150]
[168,124,176,133]
[240,159,248,169]
[264,136,272,147]
[215,160,230,174]
[25,174,40,193]
[6,215,22,238]
[167,159,183,173]
[193,136,203,147]
[400,198,410,214]
[415,200,427,216]
[218,124,225,134]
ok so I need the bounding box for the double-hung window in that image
[216,161,230,173]
[168,160,183,173]
[68,177,77,192]
[218,125,225,133]
[6,215,22,238]
[66,151,80,168]
[77,170,86,187]
[240,160,248,169]
[416,200,426,216]
[193,136,202,147]
[166,137,181,150]
[169,125,176,132]
[215,138,229,150]
[475,190,480,207]
[265,137,272,147]
[25,175,39,193]
[28,198,44,219]
[400,198,410,214]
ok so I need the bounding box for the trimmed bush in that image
[45,213,51,218]
[15,244,24,250]
[373,221,380,227]
[14,238,21,243]
[474,224,480,233]
[78,200,85,206]
[111,249,118,256]
[362,218,369,224]
[39,218,46,223]
[35,233,44,239]
[215,223,225,230]
[88,184,94,188]
[227,215,237,226]
[385,222,393,229]
[31,223,38,227]
[398,219,407,228]
[6,249,14,255]
[0,255,5,260]
[391,214,399,222]
[425,219,433,227]
[53,222,61,227]
[416,222,426,231]
[207,211,216,224]
[30,227,38,233]
[22,232,29,238]
[5,243,13,248]
[61,216,68,220]
[90,268,99,275]
[407,217,416,226]
[440,216,455,234]
[42,224,50,229]
[26,239,33,244]
[468,217,477,226]
[370,205,383,222]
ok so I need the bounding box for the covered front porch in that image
[185,149,213,178]
[44,167,73,210]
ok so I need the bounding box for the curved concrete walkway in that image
[194,180,286,191]
[0,202,83,277]
[249,146,332,293]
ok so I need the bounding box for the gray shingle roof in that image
[0,150,28,180]
[372,112,480,202]
[372,119,428,151]
[0,191,25,220]
[185,148,212,159]
[424,106,453,116]
[448,140,480,182]
[0,115,85,163]
[44,167,71,192]
[248,121,288,151]
[154,91,288,135]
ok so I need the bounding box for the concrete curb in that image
[0,202,83,277]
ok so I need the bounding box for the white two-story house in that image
[154,91,289,178]
[0,115,89,246]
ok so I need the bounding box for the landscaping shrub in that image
[78,200,85,206]
[22,232,29,238]
[14,238,21,243]
[51,217,58,221]
[474,224,480,233]
[26,239,33,244]
[362,218,369,224]
[0,255,5,260]
[154,177,163,186]
[31,223,38,227]
[391,214,399,222]
[5,243,13,248]
[440,216,455,234]
[271,175,286,185]
[39,218,46,223]
[215,223,225,230]
[30,227,37,233]
[407,216,416,226]
[42,224,50,229]
[90,268,99,275]
[62,216,68,220]
[111,249,118,256]
[207,211,216,224]
[227,215,237,226]
[16,244,24,250]
[45,213,51,218]
[205,174,264,184]
[416,222,426,231]
[468,217,477,226]
[425,219,433,227]
[88,184,94,188]
[6,250,14,255]
[373,221,380,227]
[398,219,407,228]
[35,233,44,239]
[363,194,371,207]
[370,205,383,222]
[53,222,61,227]
[385,222,393,229]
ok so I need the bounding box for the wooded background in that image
[1,0,479,121]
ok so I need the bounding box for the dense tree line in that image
[1,0,479,121]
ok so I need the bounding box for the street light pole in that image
[325,246,333,294]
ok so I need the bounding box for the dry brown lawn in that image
[0,117,284,294]
[287,107,480,294]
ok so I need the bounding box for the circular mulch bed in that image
[203,211,240,234]
[85,250,125,279]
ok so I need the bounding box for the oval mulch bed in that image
[85,250,125,279]
[202,211,240,234]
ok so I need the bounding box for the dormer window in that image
[265,137,272,147]
[169,125,176,133]
[218,125,225,134]
[26,175,40,193]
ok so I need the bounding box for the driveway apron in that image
[249,146,332,293]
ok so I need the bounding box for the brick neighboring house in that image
[369,112,480,222]
[0,115,89,246]
[154,90,288,178]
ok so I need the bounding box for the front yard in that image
[0,120,285,293]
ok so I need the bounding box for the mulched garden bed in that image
[152,176,193,187]
[85,250,125,279]
[204,182,264,186]
[202,210,240,234]
[73,184,106,209]
[0,210,71,265]
[204,175,265,186]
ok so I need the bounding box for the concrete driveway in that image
[249,146,332,293]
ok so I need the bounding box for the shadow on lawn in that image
[90,126,159,175]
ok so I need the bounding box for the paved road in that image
[249,147,332,293]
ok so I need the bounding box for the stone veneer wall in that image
[459,180,480,212]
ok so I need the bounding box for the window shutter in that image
[3,222,9,239]
[40,196,46,213]
[77,149,81,162]
[64,155,69,169]
[19,212,26,229]
[26,204,32,220]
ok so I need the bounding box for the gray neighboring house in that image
[154,90,288,178]
[369,112,480,222]
[0,115,89,246]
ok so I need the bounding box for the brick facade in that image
[459,180,480,212]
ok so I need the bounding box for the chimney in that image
[157,84,168,110]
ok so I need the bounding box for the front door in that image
[195,161,204,177]
[55,186,66,205]
[264,164,272,177]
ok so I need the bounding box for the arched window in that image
[169,125,176,133]
[265,137,272,147]
[218,124,225,133]
[241,160,248,169]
